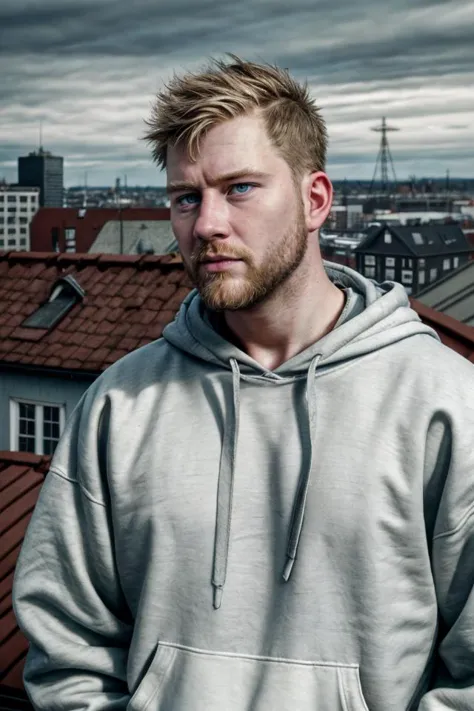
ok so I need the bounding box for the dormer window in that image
[21,274,85,330]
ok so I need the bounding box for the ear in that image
[304,171,333,233]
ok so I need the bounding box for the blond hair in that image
[144,54,328,180]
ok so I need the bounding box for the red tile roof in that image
[30,207,171,252]
[0,251,192,374]
[1,251,473,373]
[410,298,474,361]
[0,452,50,694]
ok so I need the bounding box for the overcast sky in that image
[1,0,473,187]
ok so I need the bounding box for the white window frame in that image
[10,398,66,455]
[364,266,376,278]
[385,268,396,280]
[418,258,426,268]
[418,270,425,286]
[384,231,392,244]
[430,268,438,282]
[385,257,395,267]
[443,258,450,271]
[364,255,376,266]
[401,269,413,285]
[453,256,459,269]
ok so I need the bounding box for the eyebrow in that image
[166,169,270,195]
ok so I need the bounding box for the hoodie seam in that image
[433,501,474,540]
[49,466,107,508]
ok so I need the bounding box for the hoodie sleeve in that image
[418,411,474,709]
[12,387,133,711]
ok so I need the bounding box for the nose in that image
[193,191,230,242]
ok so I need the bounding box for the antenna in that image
[39,120,43,152]
[369,117,399,195]
[83,172,88,208]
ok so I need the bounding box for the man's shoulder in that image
[397,331,474,400]
[89,336,193,396]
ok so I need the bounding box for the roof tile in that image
[0,452,50,691]
[1,253,473,376]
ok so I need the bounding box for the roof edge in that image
[0,251,184,269]
[0,449,51,472]
[0,361,100,379]
[411,298,474,345]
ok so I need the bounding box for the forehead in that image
[166,114,285,185]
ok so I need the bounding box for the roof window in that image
[22,274,85,330]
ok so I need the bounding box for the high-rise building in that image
[0,185,40,251]
[18,148,64,207]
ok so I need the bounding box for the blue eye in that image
[229,183,253,195]
[176,193,200,207]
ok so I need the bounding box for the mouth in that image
[198,256,243,273]
[200,256,241,263]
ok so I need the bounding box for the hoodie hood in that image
[164,261,438,377]
[163,261,439,608]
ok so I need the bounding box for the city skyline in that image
[1,0,474,187]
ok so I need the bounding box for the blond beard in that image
[187,201,308,312]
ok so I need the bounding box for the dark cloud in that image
[1,0,473,184]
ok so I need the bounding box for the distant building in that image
[355,223,472,296]
[370,210,464,226]
[29,207,175,254]
[0,185,40,251]
[326,204,364,231]
[18,148,64,207]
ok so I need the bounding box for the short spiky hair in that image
[144,54,328,180]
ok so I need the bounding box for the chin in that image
[199,276,260,311]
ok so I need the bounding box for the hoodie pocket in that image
[128,641,369,711]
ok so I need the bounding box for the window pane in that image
[43,439,56,456]
[19,412,35,437]
[43,405,62,456]
[19,402,35,420]
[19,436,36,453]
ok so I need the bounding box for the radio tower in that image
[369,117,399,195]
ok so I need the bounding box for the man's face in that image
[167,113,309,311]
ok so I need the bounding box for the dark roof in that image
[414,260,474,327]
[410,298,474,361]
[0,452,50,696]
[356,223,472,256]
[0,251,192,374]
[30,207,171,253]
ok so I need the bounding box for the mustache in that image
[191,244,249,265]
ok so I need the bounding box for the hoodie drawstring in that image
[212,354,321,608]
[212,357,241,609]
[283,354,321,581]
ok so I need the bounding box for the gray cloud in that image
[1,0,473,185]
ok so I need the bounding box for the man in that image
[13,56,474,711]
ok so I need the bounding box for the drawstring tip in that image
[282,557,295,582]
[213,586,223,609]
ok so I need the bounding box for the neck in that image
[214,255,345,371]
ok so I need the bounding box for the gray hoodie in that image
[12,262,474,711]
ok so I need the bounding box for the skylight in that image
[412,232,424,245]
[22,275,85,330]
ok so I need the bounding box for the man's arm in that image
[12,392,133,710]
[418,408,474,709]
[418,516,474,709]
